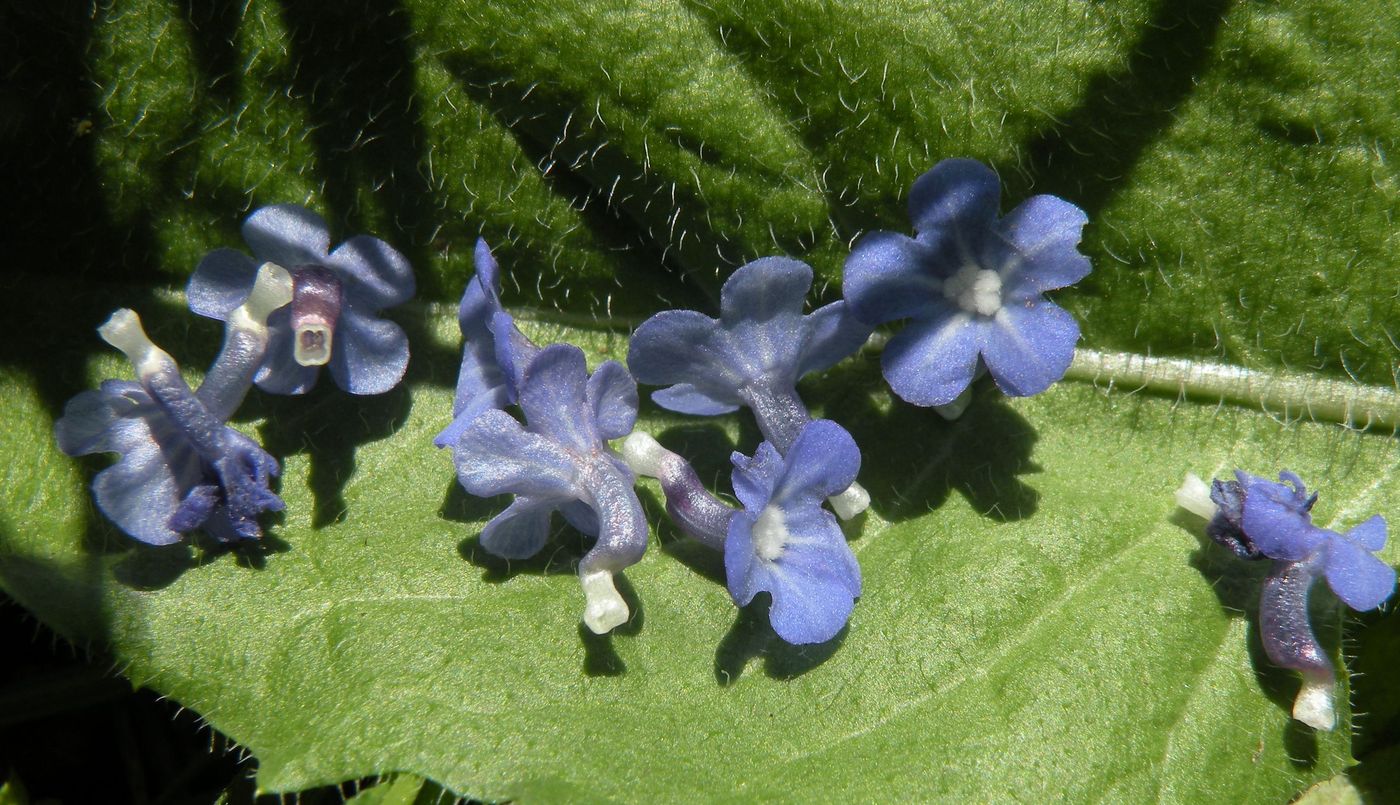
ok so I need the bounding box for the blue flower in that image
[842,158,1090,406]
[187,204,415,395]
[725,420,862,645]
[1236,471,1395,611]
[449,343,645,634]
[433,238,541,449]
[55,308,285,545]
[627,257,871,454]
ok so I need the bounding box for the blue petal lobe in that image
[587,360,638,441]
[651,384,740,415]
[1325,536,1397,611]
[908,158,1001,234]
[187,249,259,319]
[843,231,940,325]
[772,420,861,505]
[480,496,561,559]
[995,194,1090,297]
[730,441,783,512]
[980,299,1079,397]
[434,385,511,449]
[518,344,596,453]
[719,257,810,329]
[628,309,743,405]
[880,308,982,406]
[327,234,415,311]
[797,301,872,377]
[327,307,410,395]
[1343,515,1388,552]
[241,204,331,269]
[454,410,579,499]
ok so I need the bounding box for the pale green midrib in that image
[1064,348,1400,433]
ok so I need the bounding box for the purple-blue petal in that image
[1240,477,1328,560]
[517,344,597,453]
[327,307,410,395]
[724,509,860,645]
[326,234,415,312]
[586,360,638,441]
[628,308,744,406]
[796,301,872,377]
[719,257,811,329]
[480,496,562,559]
[908,158,1001,235]
[730,441,784,512]
[1343,515,1388,552]
[1324,535,1397,611]
[241,204,331,268]
[651,384,740,415]
[490,310,541,401]
[880,308,982,406]
[434,385,511,449]
[980,299,1079,398]
[453,409,580,499]
[994,194,1090,298]
[770,419,861,506]
[843,231,940,325]
[187,249,260,320]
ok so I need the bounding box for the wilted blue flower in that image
[434,238,541,449]
[843,158,1090,406]
[628,257,870,454]
[623,419,863,645]
[1235,471,1395,611]
[187,204,415,395]
[55,299,289,545]
[1177,468,1395,731]
[449,343,644,634]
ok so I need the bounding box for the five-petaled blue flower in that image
[434,238,540,449]
[55,308,285,544]
[726,420,863,645]
[1235,470,1395,611]
[450,343,646,634]
[627,257,870,454]
[842,158,1090,406]
[187,204,416,395]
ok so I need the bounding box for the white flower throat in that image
[943,263,1004,316]
[752,504,790,561]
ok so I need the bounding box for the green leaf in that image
[3,0,1399,801]
[1,297,1395,800]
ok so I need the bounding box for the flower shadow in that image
[248,376,412,529]
[446,482,646,676]
[809,354,1041,524]
[714,597,846,686]
[1177,510,1328,768]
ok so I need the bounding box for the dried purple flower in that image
[55,265,293,544]
[1177,470,1396,730]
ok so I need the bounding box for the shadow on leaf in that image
[810,354,1041,523]
[715,597,845,686]
[1178,510,1329,768]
